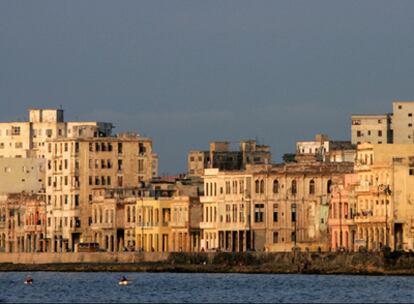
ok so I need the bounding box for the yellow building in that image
[355,143,414,251]
[136,196,201,252]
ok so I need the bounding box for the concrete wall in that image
[0,252,169,264]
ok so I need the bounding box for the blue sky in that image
[1,1,414,174]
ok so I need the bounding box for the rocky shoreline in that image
[1,251,414,275]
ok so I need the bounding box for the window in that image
[409,123,413,127]
[357,130,362,137]
[378,119,382,124]
[226,181,231,194]
[254,204,264,222]
[309,180,315,195]
[291,209,296,222]
[11,126,20,136]
[398,105,402,109]
[409,113,413,117]
[410,168,414,176]
[368,130,371,136]
[378,130,382,137]
[260,180,265,194]
[273,204,278,222]
[255,180,260,194]
[225,204,231,223]
[327,180,332,194]
[291,180,297,195]
[273,180,279,194]
[273,232,279,244]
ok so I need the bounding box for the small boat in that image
[24,276,33,285]
[119,276,129,286]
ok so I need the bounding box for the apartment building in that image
[200,160,354,253]
[354,143,414,251]
[328,173,358,251]
[45,133,155,252]
[296,134,356,163]
[188,140,271,177]
[0,193,46,253]
[351,114,391,145]
[351,101,414,145]
[200,169,253,252]
[0,108,113,158]
[392,101,414,144]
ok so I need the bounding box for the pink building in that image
[328,173,358,251]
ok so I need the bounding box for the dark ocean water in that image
[0,272,413,303]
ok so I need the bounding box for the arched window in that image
[273,180,279,194]
[260,180,265,194]
[309,180,315,195]
[255,180,260,194]
[291,180,297,195]
[327,180,332,194]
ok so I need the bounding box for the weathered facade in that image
[45,133,155,252]
[200,161,354,253]
[0,108,112,158]
[0,193,46,253]
[188,140,271,177]
[354,143,414,251]
[328,173,358,251]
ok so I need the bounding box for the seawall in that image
[2,251,414,275]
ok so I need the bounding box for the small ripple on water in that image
[0,272,414,303]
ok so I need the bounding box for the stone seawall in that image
[2,251,414,275]
[0,252,169,264]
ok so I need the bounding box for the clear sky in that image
[1,1,414,174]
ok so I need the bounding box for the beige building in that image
[392,101,414,144]
[200,161,354,253]
[351,114,391,145]
[188,140,271,177]
[91,188,142,252]
[0,158,45,194]
[45,133,155,252]
[200,169,253,252]
[354,143,414,251]
[0,108,113,158]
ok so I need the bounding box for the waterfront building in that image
[200,160,354,253]
[188,140,271,177]
[328,173,358,251]
[354,143,414,251]
[200,169,253,252]
[0,108,112,158]
[0,193,46,253]
[136,195,201,253]
[45,133,155,252]
[91,188,142,252]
